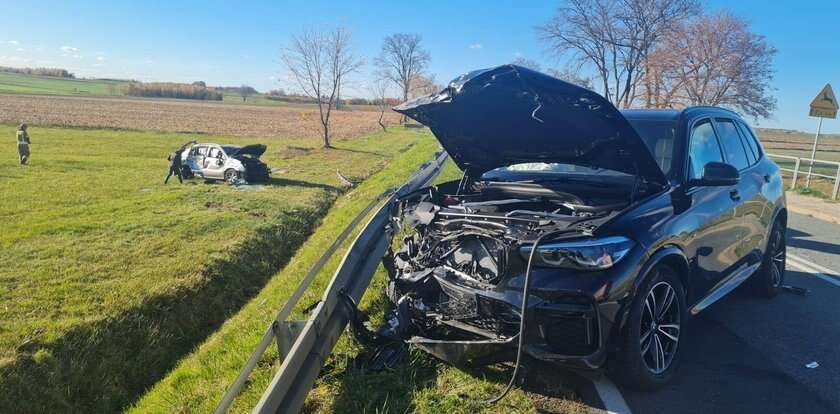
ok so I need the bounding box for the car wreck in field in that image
[379,64,786,390]
[181,143,271,184]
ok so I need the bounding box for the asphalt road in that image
[620,212,840,413]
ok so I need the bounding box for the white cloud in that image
[469,43,482,50]
[7,40,18,45]
[96,56,106,62]
[16,48,24,52]
[61,46,80,53]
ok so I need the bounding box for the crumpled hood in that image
[393,65,666,184]
[229,144,266,158]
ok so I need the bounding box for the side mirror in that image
[694,162,739,186]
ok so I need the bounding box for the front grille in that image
[437,276,478,320]
[535,302,598,356]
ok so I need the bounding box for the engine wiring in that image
[486,228,572,404]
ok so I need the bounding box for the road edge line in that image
[787,254,840,288]
[592,377,632,414]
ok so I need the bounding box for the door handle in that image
[730,189,741,201]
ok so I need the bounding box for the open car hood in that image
[393,65,667,184]
[230,144,266,158]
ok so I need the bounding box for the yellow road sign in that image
[809,84,838,119]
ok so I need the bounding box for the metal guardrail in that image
[214,150,448,414]
[767,153,840,199]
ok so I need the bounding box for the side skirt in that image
[689,262,761,316]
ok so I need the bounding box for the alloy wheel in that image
[769,229,786,288]
[225,170,238,184]
[640,281,680,374]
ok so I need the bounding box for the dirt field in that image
[758,128,840,153]
[0,94,400,139]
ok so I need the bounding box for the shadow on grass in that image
[267,177,341,192]
[309,347,441,414]
[328,147,389,158]
[0,193,336,414]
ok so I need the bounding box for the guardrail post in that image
[273,320,307,359]
[833,165,840,200]
[791,157,801,190]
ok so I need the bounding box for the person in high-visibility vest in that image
[16,123,31,165]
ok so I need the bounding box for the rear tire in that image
[749,220,786,298]
[610,264,686,391]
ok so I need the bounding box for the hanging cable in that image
[486,228,569,403]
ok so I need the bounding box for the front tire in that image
[224,169,240,184]
[611,265,686,391]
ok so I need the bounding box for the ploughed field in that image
[758,128,840,154]
[0,94,399,139]
[0,124,425,412]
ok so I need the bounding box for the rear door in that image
[682,118,743,306]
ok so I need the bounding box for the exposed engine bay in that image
[381,177,633,354]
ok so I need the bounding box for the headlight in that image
[520,236,634,271]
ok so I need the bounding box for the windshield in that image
[221,145,240,155]
[625,118,677,176]
[481,162,630,181]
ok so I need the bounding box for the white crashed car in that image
[181,143,270,184]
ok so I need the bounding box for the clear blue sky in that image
[2,0,839,133]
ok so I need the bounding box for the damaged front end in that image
[381,178,633,367]
[375,65,667,370]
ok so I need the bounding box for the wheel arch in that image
[771,207,787,229]
[612,245,690,349]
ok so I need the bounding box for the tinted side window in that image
[715,119,751,170]
[737,121,763,160]
[688,120,724,180]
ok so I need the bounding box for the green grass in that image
[0,71,127,96]
[131,157,585,414]
[0,123,427,413]
[0,71,380,111]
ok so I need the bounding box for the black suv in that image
[384,65,786,389]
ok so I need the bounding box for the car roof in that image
[621,106,742,122]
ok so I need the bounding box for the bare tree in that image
[539,0,698,108]
[281,27,363,147]
[239,85,257,102]
[644,12,776,118]
[408,74,441,99]
[511,57,544,72]
[546,66,594,89]
[370,78,391,131]
[375,33,431,121]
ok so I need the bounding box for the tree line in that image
[0,66,75,78]
[538,0,776,118]
[126,81,224,100]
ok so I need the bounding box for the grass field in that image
[0,71,381,110]
[0,123,427,412]
[0,71,128,96]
